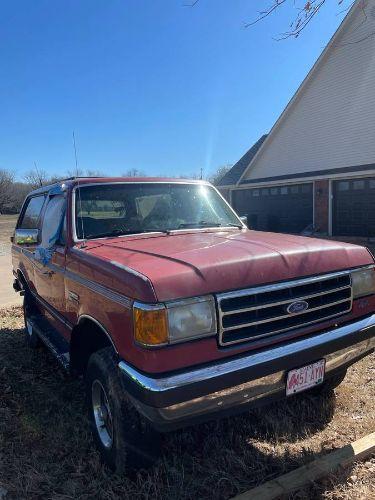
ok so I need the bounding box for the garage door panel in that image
[233,183,313,234]
[333,178,375,237]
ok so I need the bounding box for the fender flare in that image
[75,314,118,354]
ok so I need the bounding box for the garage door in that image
[333,178,375,237]
[232,183,313,233]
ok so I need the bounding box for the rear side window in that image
[18,196,45,229]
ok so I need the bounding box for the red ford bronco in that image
[12,177,375,471]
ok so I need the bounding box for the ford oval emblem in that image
[286,300,309,314]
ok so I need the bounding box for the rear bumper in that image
[118,314,375,431]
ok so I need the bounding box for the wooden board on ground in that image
[232,432,375,500]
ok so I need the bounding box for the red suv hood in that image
[82,229,373,302]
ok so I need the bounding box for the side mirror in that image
[240,216,248,227]
[14,228,39,245]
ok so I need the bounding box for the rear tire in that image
[311,369,347,395]
[85,347,161,473]
[23,290,41,348]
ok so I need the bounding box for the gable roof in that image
[237,0,362,185]
[216,134,268,186]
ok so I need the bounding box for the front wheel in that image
[85,347,161,473]
[23,290,41,348]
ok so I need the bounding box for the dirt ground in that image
[0,215,21,308]
[0,307,373,500]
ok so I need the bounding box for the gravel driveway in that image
[0,216,22,308]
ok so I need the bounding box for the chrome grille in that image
[217,271,353,346]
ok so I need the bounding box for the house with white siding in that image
[219,0,375,238]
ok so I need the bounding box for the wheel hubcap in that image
[92,380,114,449]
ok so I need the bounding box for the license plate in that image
[286,359,325,396]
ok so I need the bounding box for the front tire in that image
[23,290,41,348]
[85,347,161,473]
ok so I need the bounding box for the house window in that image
[261,188,269,196]
[270,187,278,195]
[290,185,299,194]
[252,189,260,197]
[370,180,375,189]
[301,184,311,193]
[338,181,349,191]
[280,186,288,195]
[353,180,365,190]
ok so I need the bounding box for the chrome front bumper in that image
[118,314,375,431]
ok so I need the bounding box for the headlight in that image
[133,296,217,347]
[351,267,375,298]
[166,296,217,343]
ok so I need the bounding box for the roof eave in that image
[236,0,362,186]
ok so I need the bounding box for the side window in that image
[18,196,46,229]
[40,195,67,247]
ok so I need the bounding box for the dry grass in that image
[0,307,374,500]
[298,458,375,500]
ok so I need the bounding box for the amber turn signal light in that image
[133,305,168,346]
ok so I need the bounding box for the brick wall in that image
[314,179,329,233]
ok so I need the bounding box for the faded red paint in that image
[12,178,375,374]
[81,229,373,301]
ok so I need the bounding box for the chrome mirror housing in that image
[14,228,39,245]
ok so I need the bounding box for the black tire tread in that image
[85,347,160,473]
[23,291,41,348]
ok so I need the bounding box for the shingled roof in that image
[216,134,268,186]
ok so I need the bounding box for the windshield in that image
[74,183,242,240]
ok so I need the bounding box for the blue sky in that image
[0,0,347,180]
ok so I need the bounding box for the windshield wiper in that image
[178,222,220,229]
[178,221,242,229]
[85,229,153,239]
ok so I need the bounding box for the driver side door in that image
[34,193,69,339]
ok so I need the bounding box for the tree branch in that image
[247,0,330,38]
[183,0,200,7]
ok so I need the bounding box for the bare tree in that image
[208,164,232,185]
[189,1,357,39]
[49,174,66,183]
[248,0,356,39]
[66,167,105,177]
[9,181,32,213]
[0,169,15,213]
[122,168,146,177]
[24,165,49,188]
[67,166,85,177]
[180,172,200,180]
[86,169,105,177]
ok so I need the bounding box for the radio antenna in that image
[72,131,86,246]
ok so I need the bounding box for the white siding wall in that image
[244,0,375,181]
